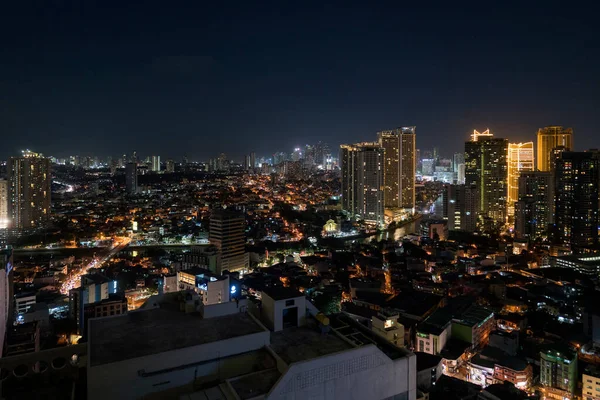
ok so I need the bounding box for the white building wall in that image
[205,276,229,305]
[267,344,416,400]
[87,329,270,400]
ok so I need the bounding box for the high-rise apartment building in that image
[340,143,385,225]
[151,156,161,172]
[166,159,175,173]
[444,184,480,232]
[125,163,138,194]
[209,209,249,273]
[453,153,465,172]
[537,126,573,171]
[464,130,508,224]
[8,150,51,230]
[0,179,8,229]
[514,171,554,240]
[507,142,535,218]
[378,127,416,213]
[555,151,600,251]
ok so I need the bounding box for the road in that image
[60,237,131,295]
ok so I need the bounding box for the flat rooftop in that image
[270,325,353,364]
[228,368,281,400]
[89,310,265,367]
[262,286,303,301]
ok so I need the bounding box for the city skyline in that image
[1,3,599,160]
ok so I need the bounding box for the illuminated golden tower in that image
[507,142,534,218]
[536,126,573,171]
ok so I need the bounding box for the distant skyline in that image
[1,3,598,160]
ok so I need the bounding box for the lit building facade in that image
[378,127,416,213]
[540,346,577,399]
[8,151,51,230]
[464,130,508,224]
[537,126,573,171]
[444,184,480,232]
[554,151,600,251]
[507,142,534,219]
[0,179,8,229]
[514,171,554,240]
[209,209,249,273]
[582,370,600,400]
[340,143,385,226]
[151,155,160,172]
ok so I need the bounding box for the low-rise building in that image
[582,367,600,400]
[540,345,577,400]
[87,289,418,400]
[372,308,405,347]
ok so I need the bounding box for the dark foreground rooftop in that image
[89,310,265,366]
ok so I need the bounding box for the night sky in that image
[1,2,598,161]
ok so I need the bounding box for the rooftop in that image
[270,325,353,364]
[415,352,442,371]
[228,369,281,400]
[262,286,303,301]
[89,310,265,367]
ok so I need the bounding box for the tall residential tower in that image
[8,150,51,230]
[340,143,385,226]
[378,127,416,213]
[507,142,535,219]
[464,130,509,225]
[537,126,573,171]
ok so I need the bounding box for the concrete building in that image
[8,150,51,230]
[556,255,600,278]
[340,142,385,226]
[537,126,573,171]
[444,184,479,232]
[151,155,160,172]
[555,151,600,251]
[181,244,221,273]
[514,171,554,240]
[378,127,416,213]
[125,162,138,194]
[451,305,495,350]
[507,142,534,219]
[582,367,600,400]
[209,209,249,273]
[540,345,577,399]
[372,308,405,347]
[0,179,8,229]
[15,293,36,316]
[69,273,118,335]
[465,130,508,225]
[87,289,417,400]
[0,247,14,357]
[176,267,234,305]
[415,352,442,393]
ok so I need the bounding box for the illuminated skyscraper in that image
[555,150,600,251]
[378,127,416,212]
[125,163,138,194]
[209,209,249,273]
[8,150,51,230]
[537,126,573,171]
[0,179,8,230]
[444,184,480,232]
[340,143,384,226]
[514,171,554,240]
[151,156,161,172]
[507,142,535,218]
[465,130,508,224]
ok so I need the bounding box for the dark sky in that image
[1,2,598,161]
